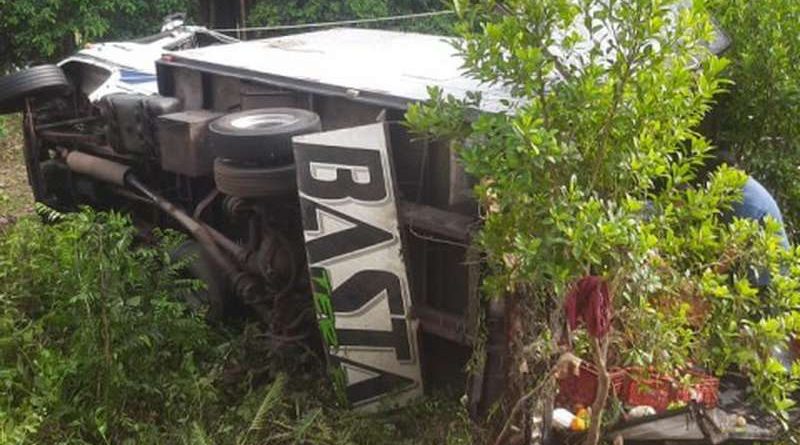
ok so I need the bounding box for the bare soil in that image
[0,114,34,219]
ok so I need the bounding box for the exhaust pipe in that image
[61,151,258,300]
[65,151,130,186]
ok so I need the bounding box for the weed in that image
[0,208,228,443]
[0,209,476,444]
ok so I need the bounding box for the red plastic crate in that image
[674,371,719,409]
[557,362,626,408]
[621,371,674,412]
[622,369,719,412]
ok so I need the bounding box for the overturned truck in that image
[0,26,787,443]
[2,28,495,412]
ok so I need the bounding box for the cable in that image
[212,10,454,33]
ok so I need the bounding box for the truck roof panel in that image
[163,28,511,111]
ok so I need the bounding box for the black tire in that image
[214,158,297,198]
[171,240,230,320]
[208,108,321,163]
[0,65,71,114]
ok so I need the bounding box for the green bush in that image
[246,0,455,35]
[0,208,476,444]
[0,0,191,70]
[0,208,224,443]
[408,0,800,429]
[709,0,800,242]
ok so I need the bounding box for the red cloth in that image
[565,276,611,338]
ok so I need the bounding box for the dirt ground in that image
[0,115,34,220]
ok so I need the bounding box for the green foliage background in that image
[708,0,800,243]
[0,0,193,71]
[246,0,455,34]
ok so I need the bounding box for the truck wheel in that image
[208,108,321,163]
[171,240,229,320]
[0,65,71,114]
[214,158,297,198]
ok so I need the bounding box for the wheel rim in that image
[230,113,299,130]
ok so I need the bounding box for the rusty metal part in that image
[126,175,269,309]
[222,195,250,217]
[129,179,270,307]
[202,222,247,260]
[59,140,140,163]
[465,246,483,346]
[109,183,247,264]
[157,110,222,177]
[414,304,473,345]
[100,94,181,157]
[106,183,250,275]
[110,186,156,205]
[60,149,283,313]
[253,228,297,300]
[215,203,296,303]
[58,149,248,298]
[22,100,46,201]
[216,199,299,304]
[35,115,101,131]
[399,200,476,242]
[193,189,220,220]
[39,130,104,145]
[65,151,130,186]
[125,175,240,279]
[471,298,509,420]
[232,272,263,305]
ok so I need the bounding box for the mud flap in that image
[293,122,423,410]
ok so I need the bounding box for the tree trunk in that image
[585,337,609,445]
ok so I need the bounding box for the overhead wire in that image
[212,9,455,33]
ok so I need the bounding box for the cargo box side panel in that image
[293,122,423,410]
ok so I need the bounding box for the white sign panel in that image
[293,122,423,409]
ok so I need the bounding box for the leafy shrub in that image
[0,208,223,443]
[707,0,800,243]
[106,1,196,41]
[0,0,191,70]
[0,208,477,444]
[408,0,800,428]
